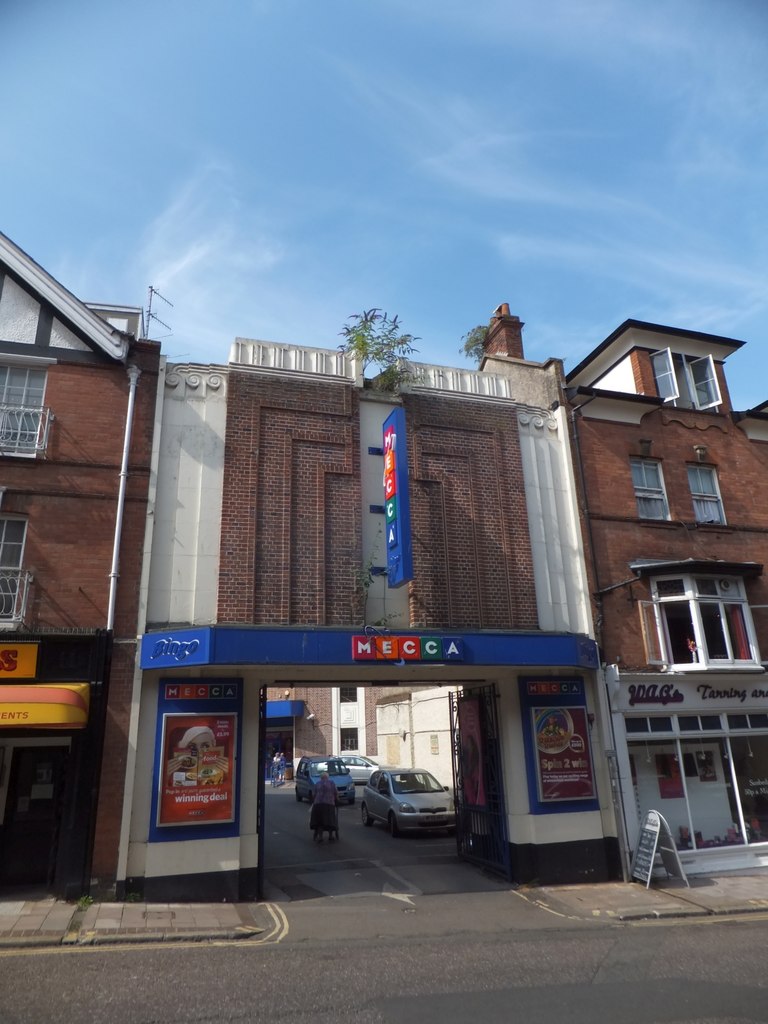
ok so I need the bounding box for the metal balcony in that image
[0,405,54,455]
[0,570,33,625]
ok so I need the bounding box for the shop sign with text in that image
[352,635,464,661]
[618,678,768,713]
[383,407,413,587]
[0,643,39,678]
[140,629,210,669]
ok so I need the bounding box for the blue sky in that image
[2,0,766,407]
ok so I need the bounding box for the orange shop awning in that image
[0,684,90,728]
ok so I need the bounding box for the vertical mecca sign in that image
[383,407,413,587]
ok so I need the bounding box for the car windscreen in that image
[391,772,443,794]
[320,761,349,776]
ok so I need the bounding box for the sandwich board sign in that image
[630,809,689,888]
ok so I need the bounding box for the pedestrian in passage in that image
[309,771,338,842]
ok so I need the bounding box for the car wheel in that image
[388,813,400,838]
[348,795,355,805]
[295,788,302,802]
[361,802,374,827]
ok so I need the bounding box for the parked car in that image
[334,754,379,784]
[295,756,356,805]
[361,768,455,836]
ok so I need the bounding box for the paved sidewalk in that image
[521,870,768,922]
[0,897,280,949]
[2,871,768,950]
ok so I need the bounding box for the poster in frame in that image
[157,711,238,827]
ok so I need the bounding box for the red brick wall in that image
[574,405,768,669]
[219,372,362,625]
[629,350,657,396]
[1,342,160,888]
[219,375,538,633]
[90,642,136,880]
[405,392,538,630]
[1,347,159,633]
[266,683,387,760]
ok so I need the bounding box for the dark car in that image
[361,768,455,836]
[295,756,356,804]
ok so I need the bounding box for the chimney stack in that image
[484,303,524,360]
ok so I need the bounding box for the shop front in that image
[124,625,613,901]
[611,668,768,874]
[0,634,110,897]
[264,700,304,780]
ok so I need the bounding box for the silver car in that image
[361,768,455,836]
[335,754,379,785]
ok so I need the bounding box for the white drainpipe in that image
[107,363,141,631]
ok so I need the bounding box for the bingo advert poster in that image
[157,712,237,826]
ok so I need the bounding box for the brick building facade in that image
[566,320,768,875]
[0,233,160,898]
[129,308,613,901]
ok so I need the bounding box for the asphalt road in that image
[262,781,495,905]
[3,784,767,1023]
[2,908,767,1023]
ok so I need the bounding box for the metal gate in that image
[450,684,511,880]
[256,684,267,899]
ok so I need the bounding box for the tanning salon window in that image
[639,575,760,669]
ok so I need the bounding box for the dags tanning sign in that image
[383,407,413,587]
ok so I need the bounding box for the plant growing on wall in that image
[339,308,419,392]
[459,324,488,366]
[352,529,398,627]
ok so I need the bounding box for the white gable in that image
[0,276,39,344]
[0,233,129,361]
[50,317,92,352]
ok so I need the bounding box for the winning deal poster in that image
[150,678,242,839]
[157,712,237,826]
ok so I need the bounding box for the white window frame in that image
[687,465,725,525]
[0,518,29,624]
[0,364,51,456]
[630,457,669,520]
[650,348,721,410]
[641,574,759,669]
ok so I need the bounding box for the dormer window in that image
[650,349,721,410]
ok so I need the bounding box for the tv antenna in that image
[146,286,174,338]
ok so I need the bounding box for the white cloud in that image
[135,164,285,361]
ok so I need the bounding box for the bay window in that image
[640,575,758,668]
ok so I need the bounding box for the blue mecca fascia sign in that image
[382,407,414,587]
[140,626,599,671]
